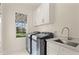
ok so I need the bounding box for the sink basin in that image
[54,39,64,44]
[54,39,79,47]
[66,42,79,47]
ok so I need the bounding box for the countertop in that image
[46,38,79,52]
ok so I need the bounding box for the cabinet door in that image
[41,3,55,24]
[36,4,49,25]
[36,7,42,26]
[47,42,59,55]
[34,5,43,26]
[58,46,79,55]
[33,3,55,26]
[33,4,50,26]
[41,4,49,24]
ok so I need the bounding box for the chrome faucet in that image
[61,27,71,40]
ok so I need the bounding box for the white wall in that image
[33,3,79,39]
[0,15,3,54]
[2,4,33,54]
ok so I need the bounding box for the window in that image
[15,13,27,38]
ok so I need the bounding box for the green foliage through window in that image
[15,13,27,38]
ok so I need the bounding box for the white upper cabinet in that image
[33,3,55,26]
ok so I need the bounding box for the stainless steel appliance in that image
[26,32,40,54]
[31,32,54,55]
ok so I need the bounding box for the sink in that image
[54,39,79,47]
[66,42,79,47]
[54,39,64,44]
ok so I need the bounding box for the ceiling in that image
[0,3,41,15]
[3,3,41,11]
